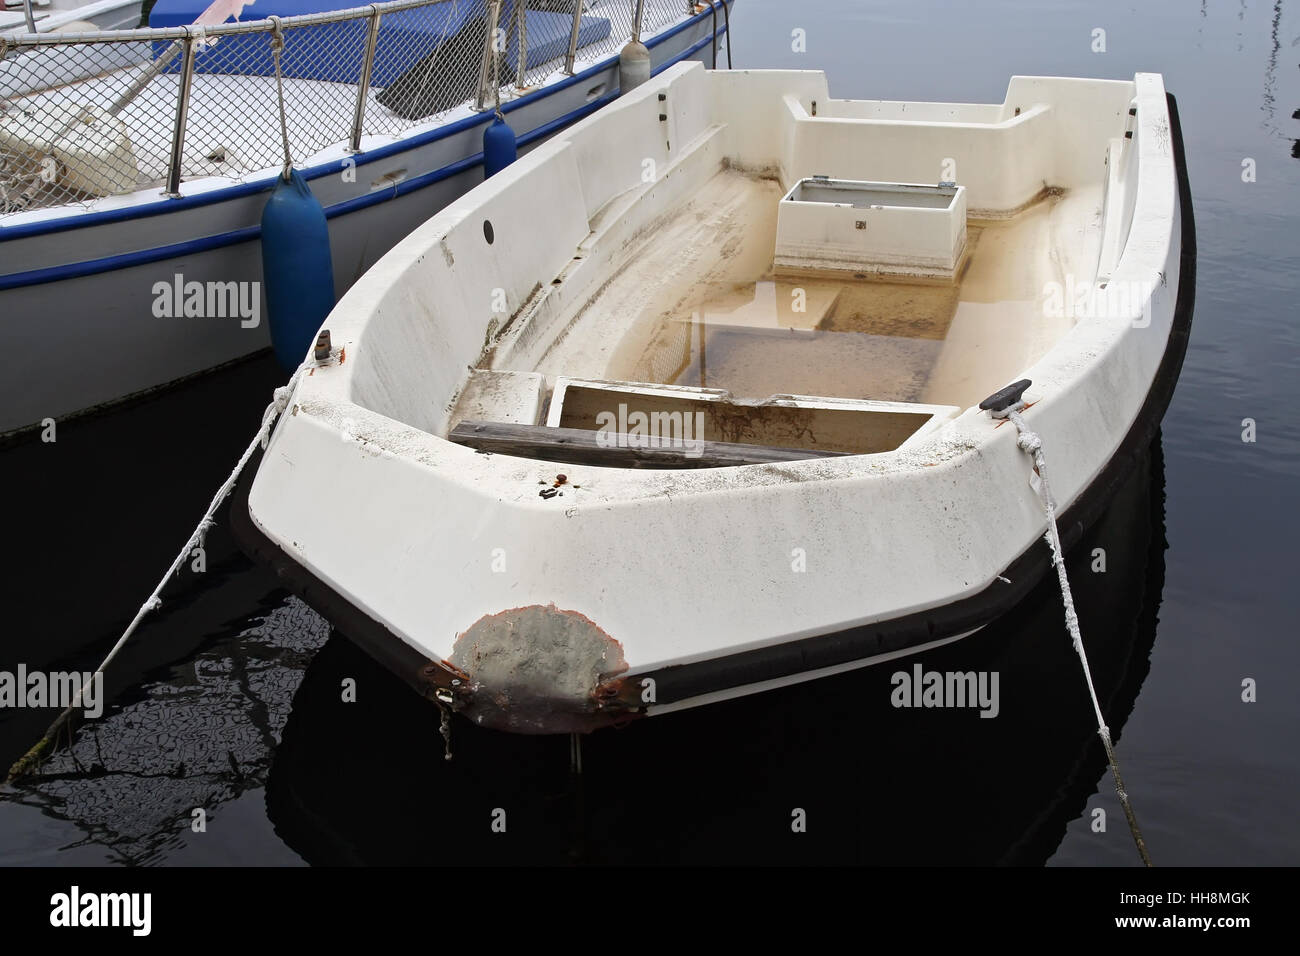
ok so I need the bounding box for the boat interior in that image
[341,66,1146,467]
[454,168,1094,452]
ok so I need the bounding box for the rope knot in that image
[260,366,306,448]
[1016,430,1041,453]
[268,16,285,53]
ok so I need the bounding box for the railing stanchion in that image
[349,6,383,152]
[563,0,581,75]
[164,33,196,198]
[475,0,502,109]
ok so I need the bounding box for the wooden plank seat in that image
[448,420,850,469]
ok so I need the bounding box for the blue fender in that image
[483,115,518,178]
[261,169,336,371]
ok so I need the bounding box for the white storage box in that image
[774,177,967,279]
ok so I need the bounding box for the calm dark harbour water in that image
[0,0,1297,866]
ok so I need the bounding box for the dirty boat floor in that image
[466,167,1106,420]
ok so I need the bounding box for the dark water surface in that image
[1,0,1297,865]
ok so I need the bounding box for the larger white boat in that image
[0,0,735,435]
[233,61,1196,734]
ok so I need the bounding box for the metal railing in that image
[0,0,689,218]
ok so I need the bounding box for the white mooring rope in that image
[6,363,308,782]
[1004,406,1153,867]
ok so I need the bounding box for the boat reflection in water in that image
[266,437,1170,866]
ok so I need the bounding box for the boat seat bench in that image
[448,420,849,469]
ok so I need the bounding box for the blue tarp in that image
[147,1,610,87]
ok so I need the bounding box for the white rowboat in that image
[233,61,1196,734]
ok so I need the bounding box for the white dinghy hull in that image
[233,62,1195,734]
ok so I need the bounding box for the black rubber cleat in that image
[979,379,1032,413]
